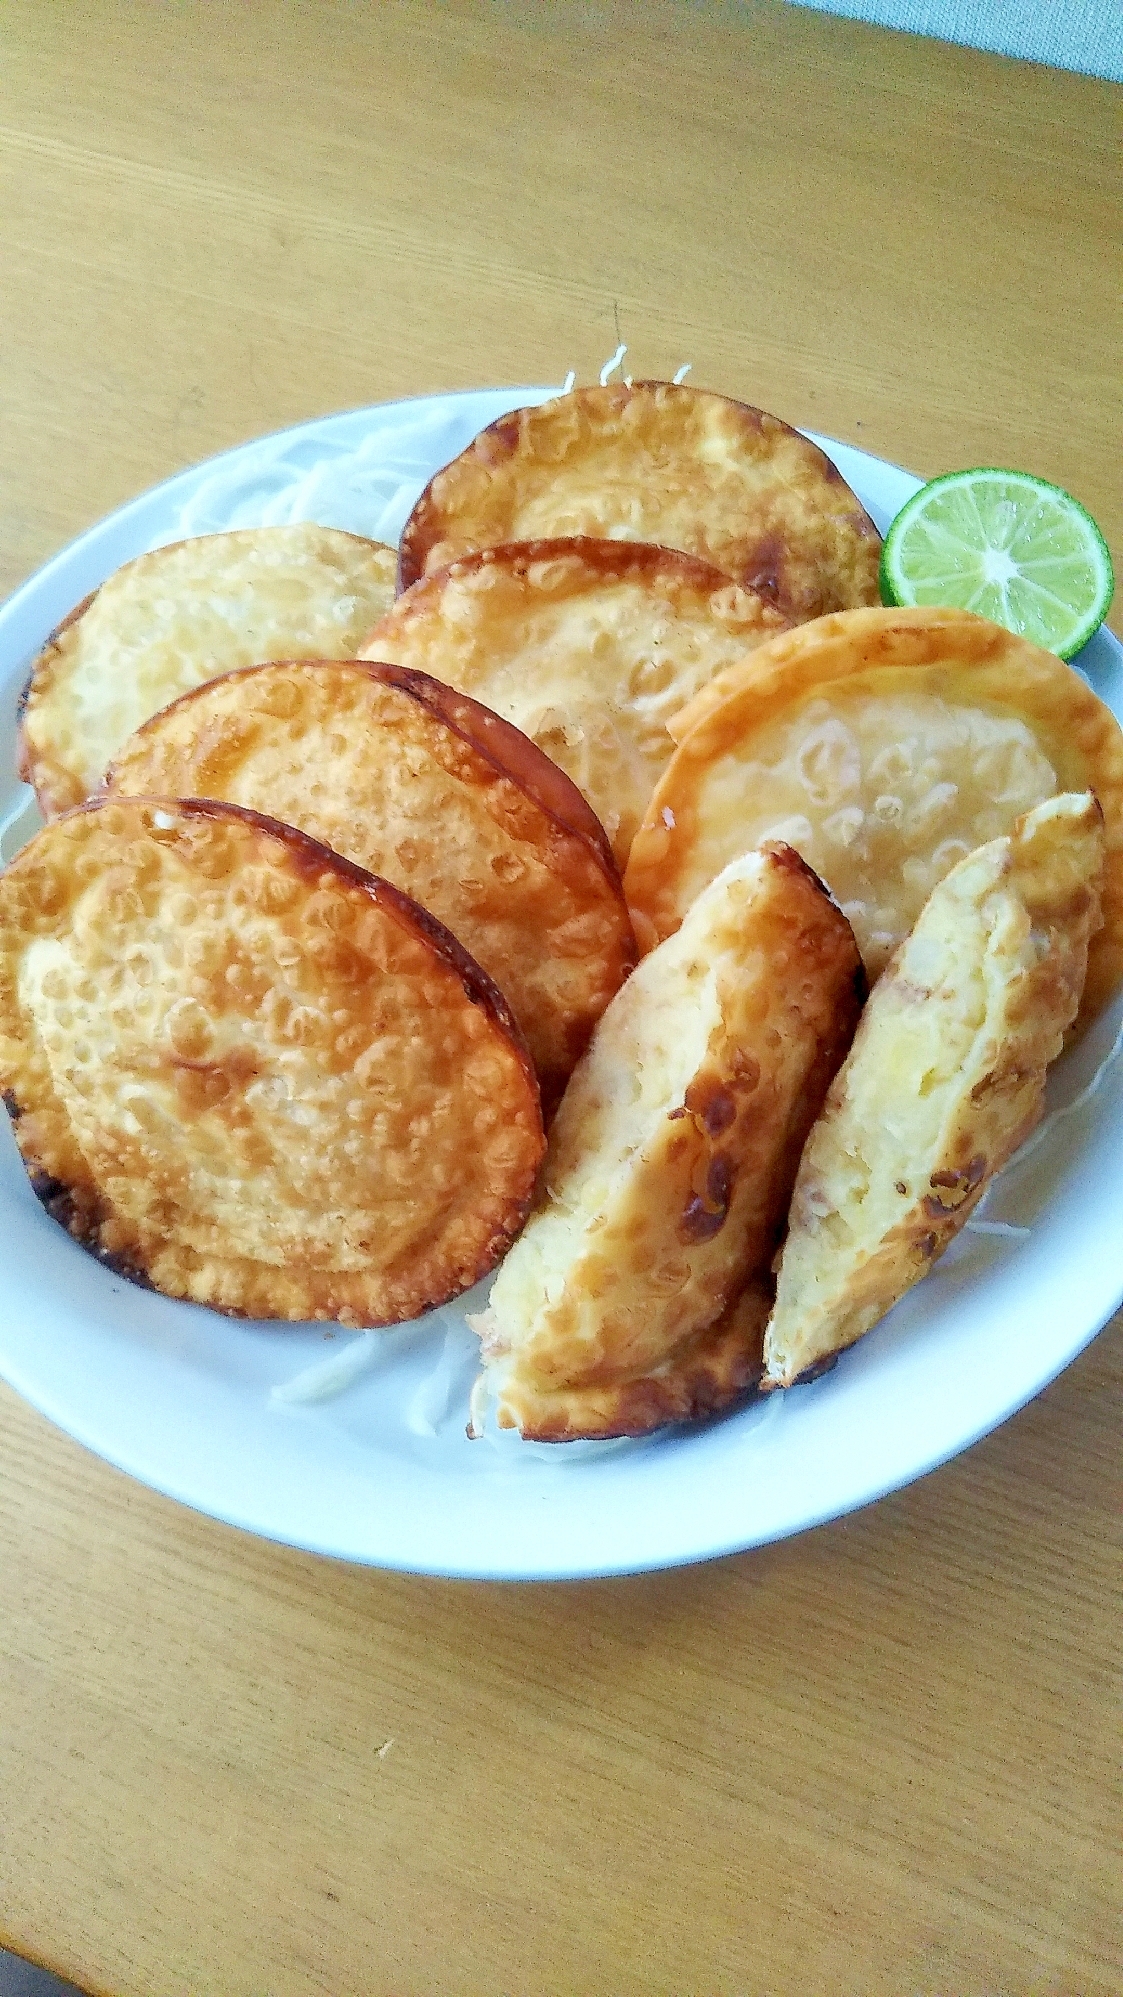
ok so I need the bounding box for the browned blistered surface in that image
[105,659,636,1110]
[0,798,544,1325]
[765,793,1105,1385]
[477,844,862,1437]
[363,536,787,866]
[626,606,1123,1027]
[19,528,398,817]
[2,6,1122,1995]
[397,383,882,619]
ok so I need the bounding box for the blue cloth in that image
[789,0,1123,83]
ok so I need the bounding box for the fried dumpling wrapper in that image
[469,843,864,1441]
[0,796,544,1325]
[763,792,1105,1388]
[396,382,882,621]
[19,525,398,817]
[361,537,786,867]
[625,605,1123,1030]
[104,659,636,1114]
[477,1278,775,1445]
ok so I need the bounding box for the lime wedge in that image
[880,468,1114,659]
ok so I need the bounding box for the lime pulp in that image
[879,468,1114,660]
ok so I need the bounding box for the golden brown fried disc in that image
[763,793,1105,1388]
[626,605,1123,1030]
[469,845,863,1440]
[397,383,882,623]
[0,797,544,1325]
[19,526,398,817]
[105,659,636,1111]
[361,537,787,867]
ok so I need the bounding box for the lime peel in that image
[880,468,1114,660]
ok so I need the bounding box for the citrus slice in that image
[879,469,1114,660]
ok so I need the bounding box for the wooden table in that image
[2,5,1120,1991]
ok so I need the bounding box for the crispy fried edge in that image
[365,537,791,872]
[381,531,788,630]
[0,794,545,1323]
[355,660,625,881]
[627,604,1123,1030]
[762,791,1106,1387]
[487,1278,772,1441]
[103,659,637,1114]
[103,656,626,887]
[471,842,865,1438]
[396,386,880,594]
[17,528,398,818]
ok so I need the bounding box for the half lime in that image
[879,467,1114,660]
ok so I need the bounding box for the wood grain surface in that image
[1,4,1120,1992]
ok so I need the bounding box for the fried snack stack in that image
[104,659,636,1114]
[380,382,884,870]
[361,538,787,866]
[4,377,1121,1427]
[470,846,864,1440]
[397,382,882,619]
[625,605,1123,1031]
[20,527,398,818]
[764,793,1106,1385]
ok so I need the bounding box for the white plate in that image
[1,387,1121,1581]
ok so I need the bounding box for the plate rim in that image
[1,384,1121,1582]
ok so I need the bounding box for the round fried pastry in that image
[397,383,882,624]
[470,845,863,1440]
[105,659,636,1111]
[764,792,1106,1387]
[362,536,787,865]
[626,605,1123,1030]
[0,796,544,1325]
[19,525,399,817]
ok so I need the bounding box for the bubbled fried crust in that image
[104,660,635,1113]
[18,526,399,818]
[397,384,882,623]
[764,793,1105,1388]
[0,797,544,1325]
[362,536,787,868]
[485,1278,771,1442]
[627,605,1123,1032]
[472,844,863,1439]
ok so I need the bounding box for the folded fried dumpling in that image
[475,1278,774,1445]
[469,843,863,1439]
[763,792,1105,1387]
